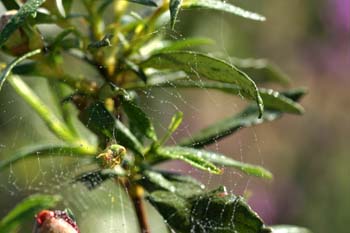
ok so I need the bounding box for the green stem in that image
[8,75,97,154]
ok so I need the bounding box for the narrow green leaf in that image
[122,98,157,142]
[259,88,304,114]
[2,1,19,10]
[8,75,98,151]
[159,146,271,179]
[62,0,74,15]
[80,102,144,156]
[0,49,41,91]
[182,0,266,21]
[281,88,308,101]
[270,225,312,233]
[141,171,205,197]
[0,0,46,46]
[127,0,158,7]
[179,88,306,148]
[156,146,222,174]
[230,57,290,86]
[158,111,183,146]
[144,170,176,192]
[179,106,281,148]
[170,0,183,29]
[152,37,214,53]
[148,80,304,114]
[0,194,61,232]
[141,51,264,117]
[0,144,95,170]
[202,152,272,179]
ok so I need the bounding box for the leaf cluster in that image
[0,1,309,232]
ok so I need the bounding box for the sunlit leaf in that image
[143,170,176,192]
[169,0,183,29]
[0,49,41,91]
[156,146,222,174]
[152,37,214,53]
[270,225,312,233]
[182,0,266,21]
[0,144,94,170]
[148,186,270,233]
[141,171,205,198]
[0,0,46,46]
[141,51,264,117]
[0,194,61,232]
[158,146,271,178]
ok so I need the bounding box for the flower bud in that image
[33,210,80,233]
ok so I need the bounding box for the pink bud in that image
[34,210,80,233]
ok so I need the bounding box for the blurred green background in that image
[1,1,349,232]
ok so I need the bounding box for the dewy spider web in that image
[0,7,272,233]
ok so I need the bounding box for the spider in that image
[96,144,127,169]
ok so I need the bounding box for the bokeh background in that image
[1,1,349,233]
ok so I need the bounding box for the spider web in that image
[0,3,273,233]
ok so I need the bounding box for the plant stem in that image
[121,179,151,233]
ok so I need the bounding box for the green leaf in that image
[62,0,74,15]
[148,187,270,233]
[0,194,61,232]
[179,88,306,148]
[0,49,41,91]
[2,1,19,10]
[147,191,192,233]
[80,102,144,156]
[156,146,222,174]
[127,0,158,7]
[140,171,205,197]
[259,88,304,114]
[0,0,46,46]
[179,106,281,148]
[189,187,270,233]
[270,225,312,233]
[152,37,214,53]
[158,111,183,146]
[182,0,266,21]
[140,51,264,117]
[143,170,176,192]
[121,97,157,142]
[149,80,304,114]
[0,143,94,170]
[169,0,183,29]
[159,146,271,179]
[230,57,290,86]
